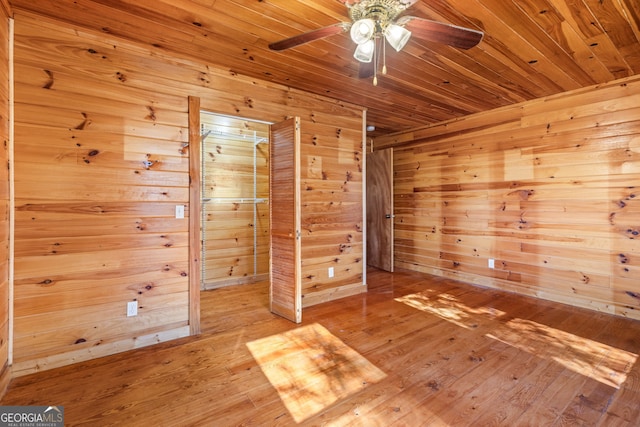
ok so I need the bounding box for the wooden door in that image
[366,147,394,271]
[269,117,302,323]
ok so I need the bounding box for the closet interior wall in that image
[200,112,270,289]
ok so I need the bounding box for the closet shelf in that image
[202,198,267,204]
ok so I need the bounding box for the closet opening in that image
[200,111,270,290]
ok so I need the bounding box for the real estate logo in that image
[0,406,64,427]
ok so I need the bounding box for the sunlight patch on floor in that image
[246,323,387,423]
[396,292,637,388]
[487,318,637,388]
[395,292,506,328]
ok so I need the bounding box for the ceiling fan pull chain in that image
[373,37,378,86]
[382,37,388,75]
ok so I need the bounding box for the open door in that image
[366,147,394,272]
[269,117,302,323]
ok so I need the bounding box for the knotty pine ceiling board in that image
[9,0,640,136]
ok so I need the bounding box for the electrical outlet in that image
[127,301,138,317]
[328,267,334,278]
[488,258,495,269]
[175,205,185,219]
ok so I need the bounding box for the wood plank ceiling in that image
[9,0,640,136]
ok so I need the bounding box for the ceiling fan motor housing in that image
[348,0,412,33]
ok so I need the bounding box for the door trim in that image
[188,96,202,335]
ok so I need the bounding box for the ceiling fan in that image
[269,0,484,85]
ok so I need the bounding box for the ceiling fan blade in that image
[269,23,350,51]
[397,16,484,50]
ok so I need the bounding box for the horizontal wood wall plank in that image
[201,114,269,288]
[11,325,191,377]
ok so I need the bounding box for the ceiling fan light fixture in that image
[350,18,375,44]
[353,39,375,63]
[384,24,411,51]
[269,0,485,87]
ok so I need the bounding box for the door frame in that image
[188,99,304,330]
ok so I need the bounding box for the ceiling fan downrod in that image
[347,0,410,26]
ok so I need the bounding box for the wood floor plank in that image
[2,268,640,426]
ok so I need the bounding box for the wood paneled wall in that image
[11,11,364,375]
[298,119,366,307]
[0,0,11,397]
[12,14,192,376]
[376,75,640,320]
[195,80,366,308]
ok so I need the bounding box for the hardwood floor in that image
[3,268,640,426]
